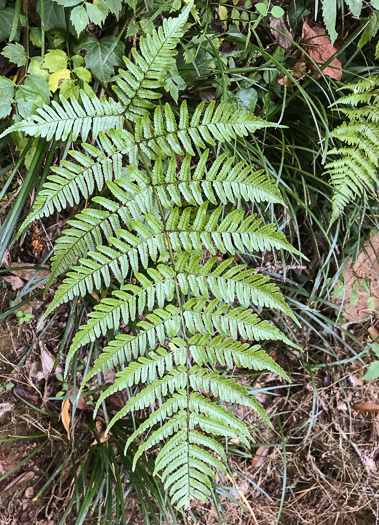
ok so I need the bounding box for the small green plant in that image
[362,342,379,380]
[15,308,34,325]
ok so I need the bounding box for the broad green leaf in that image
[255,2,267,16]
[219,5,227,21]
[358,12,379,47]
[43,49,69,72]
[86,1,108,26]
[71,4,89,34]
[2,43,27,67]
[271,5,284,18]
[362,361,379,380]
[0,75,16,99]
[28,58,50,80]
[367,296,376,311]
[0,7,14,42]
[349,290,359,307]
[371,343,379,357]
[80,35,124,81]
[30,27,42,47]
[333,284,345,299]
[48,68,71,92]
[36,0,66,31]
[53,0,81,6]
[73,66,91,82]
[15,74,51,119]
[345,0,362,16]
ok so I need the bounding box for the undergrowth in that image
[0,0,378,523]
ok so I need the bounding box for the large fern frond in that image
[26,2,305,510]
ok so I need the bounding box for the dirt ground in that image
[1,236,379,525]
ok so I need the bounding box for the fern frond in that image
[324,75,379,221]
[1,92,124,141]
[113,1,192,121]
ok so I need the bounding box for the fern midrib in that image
[130,114,193,503]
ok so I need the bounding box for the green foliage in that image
[362,342,379,380]
[324,76,379,222]
[13,1,302,511]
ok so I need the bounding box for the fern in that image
[324,76,379,221]
[18,2,304,509]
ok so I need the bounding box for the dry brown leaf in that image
[252,445,269,468]
[270,14,293,49]
[68,387,89,410]
[30,347,55,382]
[353,402,379,413]
[62,398,71,440]
[6,262,49,288]
[369,326,379,341]
[2,275,24,290]
[91,420,110,445]
[301,21,342,80]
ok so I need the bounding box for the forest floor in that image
[1,229,379,525]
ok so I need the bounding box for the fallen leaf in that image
[353,402,379,413]
[91,420,110,445]
[301,21,342,80]
[69,387,89,410]
[369,326,379,341]
[252,445,269,468]
[2,275,24,290]
[62,398,71,440]
[6,262,49,288]
[30,347,55,382]
[270,14,293,49]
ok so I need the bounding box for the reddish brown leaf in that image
[62,398,71,440]
[252,446,269,468]
[353,402,379,413]
[301,21,342,80]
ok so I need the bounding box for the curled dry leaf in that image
[91,420,111,445]
[252,445,269,468]
[353,402,379,413]
[301,21,342,80]
[61,398,71,440]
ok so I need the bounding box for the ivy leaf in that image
[322,0,338,45]
[362,361,379,380]
[43,49,69,72]
[2,43,27,67]
[0,7,15,42]
[79,36,124,82]
[71,5,89,35]
[36,0,66,31]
